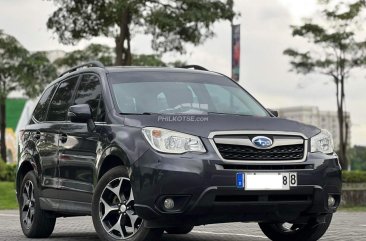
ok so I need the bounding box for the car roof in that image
[47,66,225,91]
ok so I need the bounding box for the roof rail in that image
[58,61,105,78]
[181,65,208,71]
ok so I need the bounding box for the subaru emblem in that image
[252,136,273,148]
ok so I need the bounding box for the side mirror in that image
[68,104,92,123]
[268,109,279,117]
[68,104,96,131]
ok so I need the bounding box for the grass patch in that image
[339,205,366,212]
[0,182,18,210]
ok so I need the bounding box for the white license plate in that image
[236,172,297,190]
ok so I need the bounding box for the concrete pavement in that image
[0,210,365,241]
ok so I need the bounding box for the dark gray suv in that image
[16,62,341,241]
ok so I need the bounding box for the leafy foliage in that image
[55,43,186,68]
[342,171,366,183]
[54,44,115,68]
[0,30,28,97]
[47,0,235,65]
[0,161,16,182]
[0,31,56,98]
[283,0,366,168]
[0,30,57,161]
[348,146,366,171]
[168,60,187,67]
[19,52,57,99]
[132,54,167,67]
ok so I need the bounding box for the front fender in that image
[96,125,150,178]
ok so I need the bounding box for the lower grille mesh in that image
[215,195,310,202]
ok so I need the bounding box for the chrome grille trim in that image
[208,131,308,164]
[214,136,304,149]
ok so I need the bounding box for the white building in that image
[277,106,351,150]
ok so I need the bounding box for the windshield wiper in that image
[207,112,251,116]
[119,112,155,115]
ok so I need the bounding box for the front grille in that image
[216,144,304,161]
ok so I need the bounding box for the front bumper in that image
[130,146,341,228]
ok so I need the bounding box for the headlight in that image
[142,127,206,154]
[310,129,334,154]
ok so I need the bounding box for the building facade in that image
[277,106,351,150]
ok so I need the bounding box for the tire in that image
[165,226,194,234]
[92,166,163,241]
[19,171,56,238]
[259,214,333,241]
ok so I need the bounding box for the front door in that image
[58,73,104,204]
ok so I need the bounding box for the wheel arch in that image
[16,160,36,197]
[97,146,130,181]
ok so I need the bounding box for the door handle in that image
[34,131,41,140]
[60,133,68,143]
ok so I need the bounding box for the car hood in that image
[123,114,320,139]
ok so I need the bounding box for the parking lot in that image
[0,210,365,241]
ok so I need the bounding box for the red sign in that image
[232,24,240,81]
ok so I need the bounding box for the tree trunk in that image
[340,77,348,169]
[0,95,6,162]
[115,36,123,66]
[336,75,347,169]
[114,8,132,66]
[344,116,350,169]
[337,105,346,169]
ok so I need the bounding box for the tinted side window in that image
[47,76,79,121]
[33,84,56,122]
[74,74,103,121]
[97,97,106,122]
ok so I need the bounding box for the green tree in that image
[19,52,58,98]
[132,54,167,66]
[0,31,57,162]
[47,0,235,66]
[348,146,366,171]
[54,44,114,68]
[54,43,186,68]
[283,0,366,168]
[168,60,187,68]
[0,30,28,162]
[54,44,165,67]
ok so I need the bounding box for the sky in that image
[0,0,365,146]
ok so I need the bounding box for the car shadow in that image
[44,232,259,241]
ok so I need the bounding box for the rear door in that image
[58,73,104,204]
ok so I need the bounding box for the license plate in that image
[236,172,297,190]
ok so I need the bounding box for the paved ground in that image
[0,210,365,241]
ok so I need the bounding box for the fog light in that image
[163,198,175,210]
[328,195,336,207]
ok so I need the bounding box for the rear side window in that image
[32,84,56,122]
[73,74,103,121]
[47,76,79,121]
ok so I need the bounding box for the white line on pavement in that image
[361,225,366,227]
[192,230,267,239]
[0,214,18,217]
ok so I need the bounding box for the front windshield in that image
[108,71,269,117]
